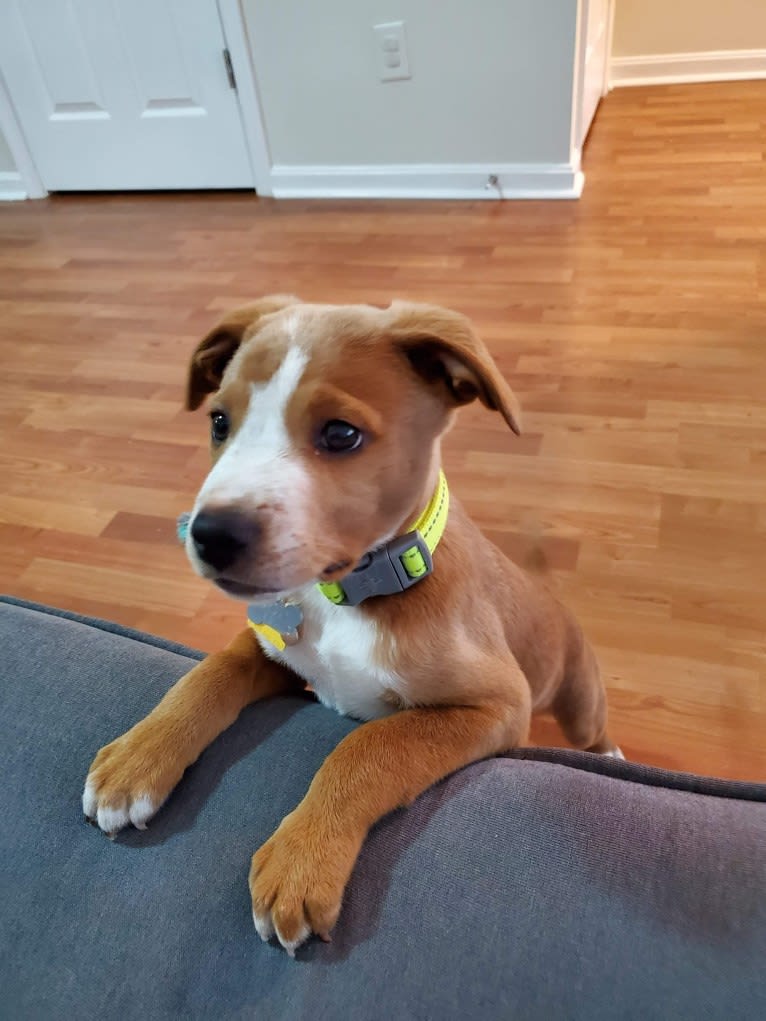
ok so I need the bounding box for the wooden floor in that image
[2,82,765,781]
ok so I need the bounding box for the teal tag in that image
[177,512,191,544]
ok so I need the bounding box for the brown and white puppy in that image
[83,296,621,955]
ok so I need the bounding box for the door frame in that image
[0,0,271,199]
[570,0,615,158]
[0,66,47,199]
[217,0,272,195]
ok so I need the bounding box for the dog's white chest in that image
[258,590,406,721]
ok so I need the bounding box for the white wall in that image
[243,0,578,168]
[613,0,766,56]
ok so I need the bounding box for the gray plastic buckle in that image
[337,530,433,606]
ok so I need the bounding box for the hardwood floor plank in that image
[1,80,765,780]
[18,558,207,617]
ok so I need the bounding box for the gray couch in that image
[2,595,764,1020]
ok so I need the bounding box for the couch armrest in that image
[2,596,764,1020]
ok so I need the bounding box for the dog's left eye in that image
[318,420,363,453]
[210,410,230,444]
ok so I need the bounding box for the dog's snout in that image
[190,510,259,573]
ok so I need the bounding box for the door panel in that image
[117,0,204,118]
[20,1,108,120]
[0,0,253,190]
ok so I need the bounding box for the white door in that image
[576,0,611,149]
[0,0,253,191]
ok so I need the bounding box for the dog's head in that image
[184,296,521,600]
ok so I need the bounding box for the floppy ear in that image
[388,302,522,435]
[185,294,301,411]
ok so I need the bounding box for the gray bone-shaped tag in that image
[247,601,303,645]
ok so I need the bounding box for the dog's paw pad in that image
[129,794,156,830]
[277,922,311,958]
[82,777,98,819]
[252,904,312,956]
[95,803,130,835]
[83,775,159,836]
[252,909,275,943]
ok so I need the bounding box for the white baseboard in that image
[270,162,584,200]
[0,170,27,200]
[610,48,766,88]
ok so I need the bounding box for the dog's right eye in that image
[318,420,363,454]
[210,410,230,444]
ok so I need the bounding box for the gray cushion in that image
[1,595,764,1021]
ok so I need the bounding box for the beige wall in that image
[613,0,766,57]
[243,0,578,167]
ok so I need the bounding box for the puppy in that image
[84,296,621,955]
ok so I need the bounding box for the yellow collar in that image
[317,470,449,606]
[408,468,450,551]
[247,473,450,648]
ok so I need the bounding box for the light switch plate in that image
[372,21,411,82]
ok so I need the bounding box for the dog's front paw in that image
[82,724,182,836]
[249,809,358,956]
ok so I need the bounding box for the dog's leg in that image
[552,637,623,758]
[83,628,297,835]
[249,683,530,955]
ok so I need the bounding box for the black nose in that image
[190,510,259,573]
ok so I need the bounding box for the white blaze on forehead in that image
[195,345,310,510]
